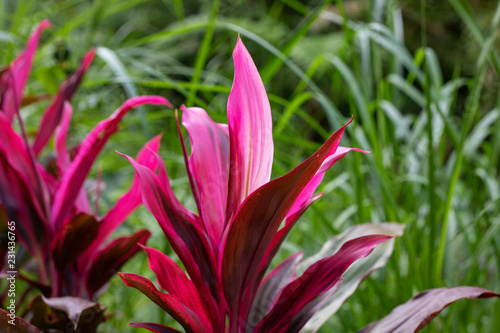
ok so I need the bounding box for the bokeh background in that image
[1,0,499,331]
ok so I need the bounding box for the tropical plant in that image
[0,21,170,331]
[119,37,500,333]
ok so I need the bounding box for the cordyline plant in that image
[119,38,500,333]
[0,21,171,331]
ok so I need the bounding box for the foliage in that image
[0,20,170,331]
[1,0,500,332]
[117,35,499,333]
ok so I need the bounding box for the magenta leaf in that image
[181,106,230,243]
[120,273,212,333]
[0,153,47,255]
[32,50,96,156]
[130,322,183,333]
[51,96,171,228]
[226,36,274,224]
[221,119,351,329]
[287,146,366,219]
[358,287,500,333]
[142,245,209,323]
[86,229,150,298]
[0,113,50,220]
[254,235,392,333]
[54,101,73,173]
[298,223,405,332]
[89,134,162,253]
[121,153,218,299]
[0,20,50,121]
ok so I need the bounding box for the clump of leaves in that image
[119,37,499,333]
[0,21,170,332]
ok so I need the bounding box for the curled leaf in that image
[359,287,500,333]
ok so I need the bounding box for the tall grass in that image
[2,0,499,332]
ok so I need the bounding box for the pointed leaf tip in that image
[227,33,274,222]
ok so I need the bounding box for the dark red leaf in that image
[221,119,351,329]
[287,288,335,333]
[358,287,500,333]
[0,153,47,255]
[0,20,50,121]
[86,229,150,298]
[0,308,41,332]
[142,246,209,324]
[254,235,392,333]
[51,96,171,228]
[246,252,302,333]
[121,154,219,302]
[51,213,99,272]
[255,194,323,289]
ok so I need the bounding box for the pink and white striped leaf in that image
[226,37,274,224]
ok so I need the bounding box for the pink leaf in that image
[130,323,182,333]
[226,37,274,224]
[0,153,47,255]
[0,20,50,121]
[32,50,95,156]
[53,102,92,214]
[92,135,162,250]
[181,106,229,243]
[120,153,222,320]
[0,113,50,220]
[120,273,212,333]
[287,147,367,219]
[51,96,171,228]
[54,101,73,173]
[142,246,210,325]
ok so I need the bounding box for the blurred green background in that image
[1,0,499,332]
